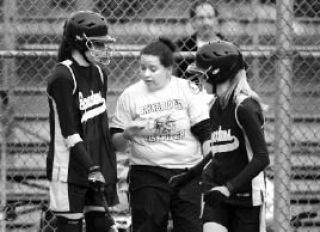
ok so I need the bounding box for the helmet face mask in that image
[186,62,210,92]
[187,73,208,93]
[84,34,116,65]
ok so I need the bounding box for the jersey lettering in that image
[210,126,239,153]
[79,91,106,123]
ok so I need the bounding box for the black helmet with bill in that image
[187,41,247,89]
[59,11,116,64]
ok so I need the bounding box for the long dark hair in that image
[57,21,73,62]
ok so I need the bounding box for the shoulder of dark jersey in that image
[47,62,75,94]
[237,98,264,125]
[48,62,74,85]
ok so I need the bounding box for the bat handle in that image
[99,187,116,228]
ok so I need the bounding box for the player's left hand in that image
[204,185,230,207]
[88,166,105,191]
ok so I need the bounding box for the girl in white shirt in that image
[110,37,212,232]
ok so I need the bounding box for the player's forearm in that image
[226,155,270,193]
[71,141,95,169]
[63,133,95,169]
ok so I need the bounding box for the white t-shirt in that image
[111,76,210,169]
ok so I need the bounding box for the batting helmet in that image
[187,41,247,85]
[62,11,115,64]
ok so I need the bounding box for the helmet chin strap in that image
[82,50,92,64]
[71,37,91,64]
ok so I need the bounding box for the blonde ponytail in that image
[220,69,268,112]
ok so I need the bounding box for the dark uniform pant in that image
[129,165,202,232]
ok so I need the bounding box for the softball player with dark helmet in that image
[170,41,270,232]
[47,11,118,232]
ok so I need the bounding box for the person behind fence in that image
[110,37,212,232]
[175,0,225,79]
[46,10,119,232]
[169,41,270,232]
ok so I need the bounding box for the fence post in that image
[0,101,7,232]
[274,0,293,232]
[1,1,17,231]
[251,0,260,89]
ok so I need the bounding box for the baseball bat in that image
[99,186,116,228]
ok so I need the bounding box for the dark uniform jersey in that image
[202,95,270,207]
[47,59,117,187]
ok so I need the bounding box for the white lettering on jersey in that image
[210,126,239,153]
[78,91,106,123]
[79,91,104,110]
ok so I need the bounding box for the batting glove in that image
[88,166,105,191]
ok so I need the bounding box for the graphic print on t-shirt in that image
[146,114,186,142]
[137,99,186,142]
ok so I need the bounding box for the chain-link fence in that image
[0,0,319,231]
